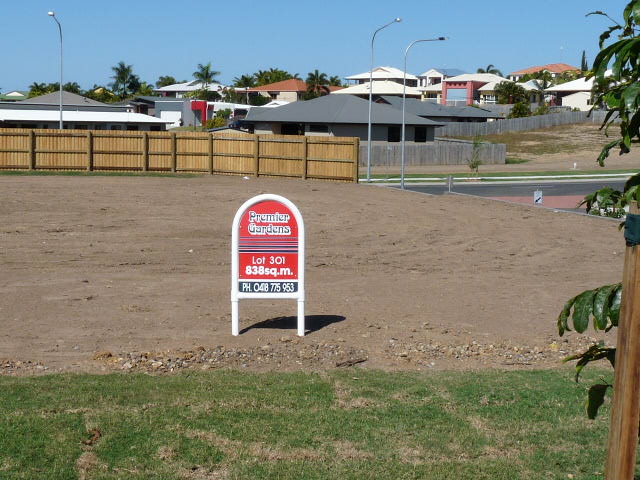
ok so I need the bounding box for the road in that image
[389,179,627,213]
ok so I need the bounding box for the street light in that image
[366,17,401,183]
[47,11,63,130]
[401,37,447,190]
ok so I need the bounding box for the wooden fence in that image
[361,138,505,167]
[436,111,592,137]
[0,129,359,183]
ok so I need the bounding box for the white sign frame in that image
[231,194,305,336]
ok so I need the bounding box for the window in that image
[126,125,139,131]
[281,123,303,135]
[150,125,161,131]
[309,124,328,133]
[414,126,427,143]
[387,126,400,143]
[75,125,88,130]
[110,125,122,130]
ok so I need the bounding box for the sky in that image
[1,0,631,92]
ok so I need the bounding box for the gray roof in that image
[436,68,466,77]
[18,91,108,106]
[244,94,443,126]
[379,96,502,119]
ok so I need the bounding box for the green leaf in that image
[593,285,617,330]
[557,298,574,335]
[608,286,623,328]
[571,290,596,333]
[586,384,610,419]
[622,82,640,111]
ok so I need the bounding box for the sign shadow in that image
[240,315,345,335]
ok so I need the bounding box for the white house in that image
[345,66,418,87]
[331,80,422,98]
[154,81,225,98]
[545,77,594,110]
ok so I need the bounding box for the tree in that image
[494,81,528,104]
[254,68,298,86]
[109,61,140,99]
[329,76,343,87]
[156,76,178,88]
[507,101,531,118]
[62,82,81,94]
[193,62,220,90]
[304,69,329,99]
[476,64,504,77]
[28,82,50,97]
[558,0,640,419]
[527,71,554,105]
[135,81,154,96]
[581,50,590,72]
[84,85,116,103]
[233,75,256,88]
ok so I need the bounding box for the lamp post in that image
[401,37,446,190]
[47,11,63,130]
[366,17,401,183]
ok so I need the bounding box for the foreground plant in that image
[559,0,640,418]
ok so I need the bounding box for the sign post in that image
[231,194,305,336]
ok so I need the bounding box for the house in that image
[330,80,422,99]
[242,79,342,103]
[508,63,580,82]
[0,92,171,130]
[154,80,225,98]
[441,73,511,106]
[544,77,594,110]
[345,66,418,87]
[417,68,466,102]
[1,91,129,112]
[0,110,171,130]
[376,96,502,123]
[0,91,28,102]
[477,80,538,105]
[241,93,443,143]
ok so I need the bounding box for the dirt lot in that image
[1,153,629,375]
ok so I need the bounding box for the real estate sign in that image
[231,194,305,336]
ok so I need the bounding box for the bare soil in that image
[0,161,625,374]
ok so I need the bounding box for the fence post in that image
[302,136,308,180]
[28,130,36,170]
[605,203,640,479]
[208,133,214,174]
[170,132,177,173]
[86,131,94,171]
[253,135,260,177]
[142,132,149,172]
[352,138,360,183]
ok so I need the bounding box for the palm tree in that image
[477,64,504,77]
[328,76,343,87]
[109,61,140,99]
[233,74,256,88]
[28,82,49,98]
[494,81,527,104]
[193,62,220,91]
[528,71,553,105]
[63,82,81,94]
[305,70,329,99]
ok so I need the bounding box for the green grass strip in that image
[0,369,622,479]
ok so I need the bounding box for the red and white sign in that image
[231,194,305,336]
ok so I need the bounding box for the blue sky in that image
[1,0,631,92]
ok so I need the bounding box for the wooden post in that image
[352,138,360,183]
[253,135,260,177]
[605,203,640,479]
[208,133,214,174]
[302,136,308,180]
[86,131,94,171]
[170,132,177,173]
[142,132,149,172]
[28,130,36,170]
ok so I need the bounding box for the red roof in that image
[246,79,308,92]
[509,63,580,75]
[245,79,345,93]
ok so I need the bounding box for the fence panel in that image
[360,139,505,167]
[0,128,359,182]
[435,111,591,137]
